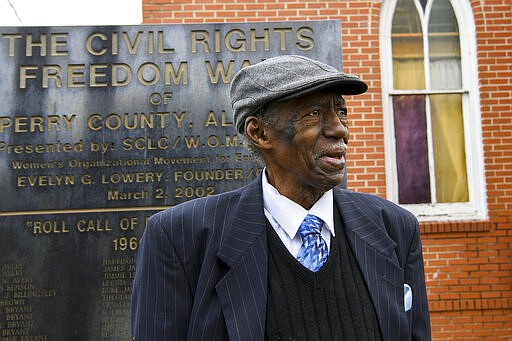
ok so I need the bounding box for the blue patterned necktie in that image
[296,214,328,272]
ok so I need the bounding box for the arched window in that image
[380,0,486,220]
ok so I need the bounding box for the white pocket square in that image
[404,283,413,312]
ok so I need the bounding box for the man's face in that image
[264,89,349,199]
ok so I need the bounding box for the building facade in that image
[142,0,511,339]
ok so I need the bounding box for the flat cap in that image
[230,55,367,133]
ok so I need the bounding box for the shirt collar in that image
[262,169,335,240]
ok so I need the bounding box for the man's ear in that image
[245,116,272,150]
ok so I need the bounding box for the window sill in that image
[419,220,493,234]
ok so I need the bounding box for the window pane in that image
[392,0,425,90]
[430,94,469,202]
[393,95,431,204]
[429,0,462,90]
[429,0,459,33]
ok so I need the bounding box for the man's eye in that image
[337,110,347,118]
[309,110,320,117]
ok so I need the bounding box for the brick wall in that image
[142,0,512,339]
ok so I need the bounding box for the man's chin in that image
[314,173,345,191]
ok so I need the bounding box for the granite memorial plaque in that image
[0,21,343,339]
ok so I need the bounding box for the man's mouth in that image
[317,148,346,170]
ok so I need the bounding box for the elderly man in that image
[131,55,431,340]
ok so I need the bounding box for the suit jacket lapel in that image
[333,188,409,341]
[215,176,268,341]
[213,182,410,340]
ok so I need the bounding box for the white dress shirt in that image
[262,170,335,257]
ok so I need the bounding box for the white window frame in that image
[379,0,487,221]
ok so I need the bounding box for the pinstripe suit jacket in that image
[131,175,431,341]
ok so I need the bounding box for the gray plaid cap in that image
[229,55,368,133]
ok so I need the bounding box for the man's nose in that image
[323,111,349,142]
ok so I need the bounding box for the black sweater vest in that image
[264,207,382,340]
